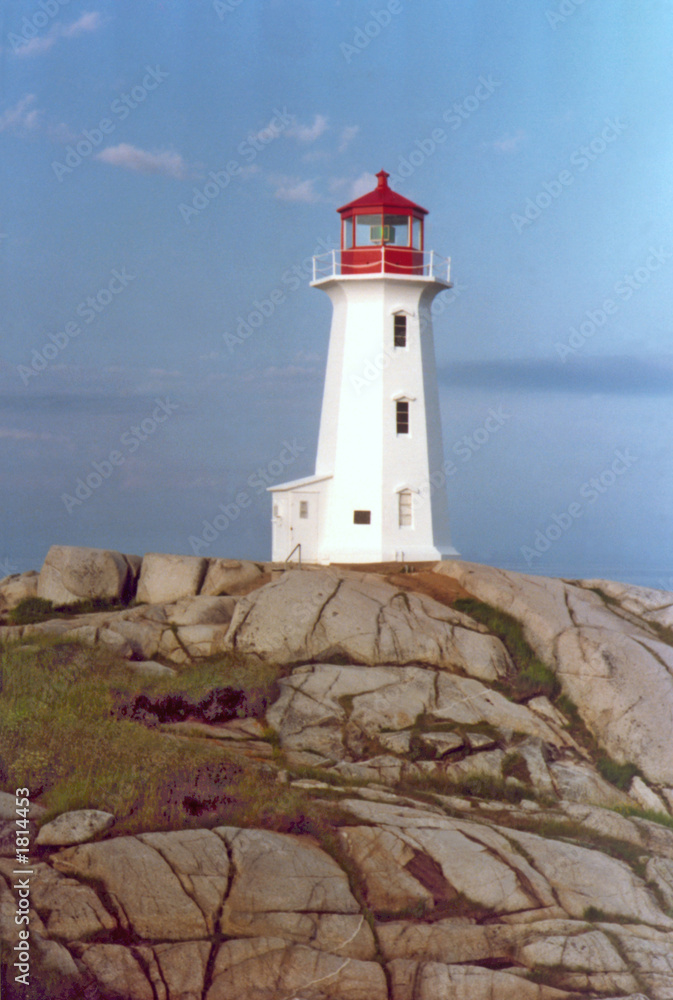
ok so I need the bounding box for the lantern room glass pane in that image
[411,217,422,249]
[343,217,353,248]
[355,214,382,245]
[384,215,409,246]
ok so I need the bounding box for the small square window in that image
[273,504,279,517]
[353,510,371,524]
[299,500,309,518]
[394,315,407,348]
[396,400,409,435]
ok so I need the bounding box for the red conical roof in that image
[337,170,428,216]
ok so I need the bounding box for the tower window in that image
[299,501,309,518]
[396,400,409,435]
[353,510,371,524]
[394,315,407,348]
[398,490,413,527]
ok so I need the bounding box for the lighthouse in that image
[270,170,459,564]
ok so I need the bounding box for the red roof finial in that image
[376,169,390,190]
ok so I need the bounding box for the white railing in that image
[312,248,451,283]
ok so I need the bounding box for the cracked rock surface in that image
[6,558,673,999]
[436,560,673,786]
[224,569,512,677]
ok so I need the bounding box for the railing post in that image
[447,256,451,283]
[312,256,316,282]
[331,248,336,276]
[429,250,434,278]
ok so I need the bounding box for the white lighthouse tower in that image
[270,170,458,564]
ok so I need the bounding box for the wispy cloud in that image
[437,356,673,395]
[348,171,376,198]
[286,114,329,143]
[338,125,359,153]
[328,171,376,201]
[490,128,527,154]
[14,11,104,57]
[0,94,41,134]
[61,11,102,38]
[0,427,68,442]
[96,144,187,179]
[271,175,321,202]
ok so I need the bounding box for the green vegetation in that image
[0,637,310,836]
[613,802,673,831]
[8,595,131,625]
[452,597,657,800]
[402,768,528,805]
[452,598,560,701]
[493,812,649,878]
[583,905,635,924]
[502,750,531,784]
[596,754,642,791]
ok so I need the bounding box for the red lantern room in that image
[337,169,427,276]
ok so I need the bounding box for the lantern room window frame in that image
[341,211,424,251]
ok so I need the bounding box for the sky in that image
[0,0,672,586]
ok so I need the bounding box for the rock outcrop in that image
[0,594,238,663]
[1,546,265,617]
[37,545,140,604]
[0,570,38,612]
[225,568,512,678]
[4,553,673,999]
[434,561,673,789]
[6,799,673,999]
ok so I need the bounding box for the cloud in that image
[0,427,67,442]
[96,144,187,179]
[437,356,673,395]
[490,129,527,154]
[0,94,40,134]
[271,176,320,203]
[13,36,57,56]
[286,114,329,143]
[338,125,359,153]
[348,171,376,198]
[61,11,103,38]
[13,11,104,57]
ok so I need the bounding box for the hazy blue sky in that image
[1,0,672,585]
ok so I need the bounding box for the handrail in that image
[311,247,451,282]
[285,542,302,567]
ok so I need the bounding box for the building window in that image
[396,400,409,435]
[299,500,309,518]
[394,314,407,348]
[273,504,279,518]
[398,490,413,527]
[353,510,371,524]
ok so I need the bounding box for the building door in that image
[289,492,320,562]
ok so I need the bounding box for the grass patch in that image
[401,768,527,805]
[502,751,531,784]
[8,594,132,625]
[596,754,642,791]
[494,812,650,878]
[452,598,560,701]
[583,905,635,924]
[451,599,658,800]
[612,802,673,831]
[0,637,289,835]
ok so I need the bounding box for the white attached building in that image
[270,170,459,564]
